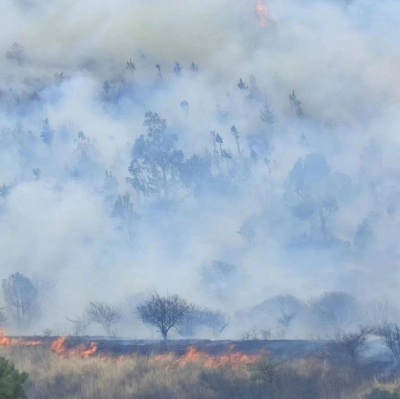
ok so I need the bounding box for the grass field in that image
[1,345,398,399]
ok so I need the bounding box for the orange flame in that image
[71,342,98,359]
[51,337,97,359]
[0,329,12,346]
[255,0,268,28]
[2,332,262,366]
[0,329,41,347]
[153,346,264,369]
[51,337,67,356]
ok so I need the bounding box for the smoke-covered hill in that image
[0,0,400,337]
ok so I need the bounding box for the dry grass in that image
[0,346,398,399]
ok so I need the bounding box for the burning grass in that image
[1,330,400,398]
[0,328,42,347]
[0,344,396,399]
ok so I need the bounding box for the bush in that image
[0,357,28,399]
[364,389,400,399]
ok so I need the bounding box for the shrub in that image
[364,389,400,399]
[0,357,28,399]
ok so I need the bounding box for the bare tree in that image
[260,328,272,340]
[369,300,400,327]
[176,306,229,337]
[240,327,259,341]
[332,326,370,366]
[311,292,359,337]
[276,313,297,339]
[86,302,121,337]
[375,323,400,365]
[67,315,91,336]
[0,308,6,326]
[136,294,190,340]
[275,295,299,339]
[2,273,39,329]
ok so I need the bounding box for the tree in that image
[311,292,359,337]
[237,78,248,90]
[0,357,28,399]
[127,112,184,200]
[179,154,213,196]
[0,308,6,326]
[332,326,370,366]
[73,131,98,178]
[176,305,229,337]
[2,273,39,329]
[173,62,182,76]
[155,64,162,78]
[86,302,121,337]
[6,43,25,66]
[354,215,374,251]
[285,152,347,243]
[126,58,136,77]
[112,193,140,240]
[375,323,400,365]
[200,261,244,298]
[289,90,303,118]
[103,81,110,101]
[231,126,241,156]
[369,300,400,327]
[260,98,275,128]
[365,389,400,399]
[136,294,190,340]
[103,171,119,202]
[67,315,91,336]
[40,118,54,145]
[32,168,41,181]
[238,218,256,247]
[251,295,303,339]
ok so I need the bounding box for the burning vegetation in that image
[0,329,41,347]
[1,329,263,368]
[152,346,264,369]
[50,337,98,359]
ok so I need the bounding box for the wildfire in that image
[71,342,98,359]
[153,346,264,369]
[0,328,41,347]
[1,332,263,366]
[255,0,268,28]
[51,337,98,359]
[0,329,12,346]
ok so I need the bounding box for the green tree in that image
[136,294,190,340]
[0,357,28,399]
[127,112,184,200]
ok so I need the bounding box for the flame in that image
[255,0,268,28]
[153,346,264,369]
[0,329,12,346]
[1,332,262,366]
[71,342,98,359]
[51,337,97,359]
[51,337,67,356]
[0,328,41,347]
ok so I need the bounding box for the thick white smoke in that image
[0,0,399,338]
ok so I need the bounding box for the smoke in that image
[0,0,399,338]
